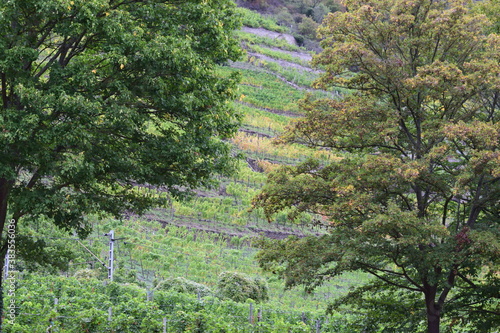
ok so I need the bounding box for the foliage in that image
[247,44,310,66]
[216,271,269,303]
[473,0,500,34]
[239,104,289,133]
[3,272,355,332]
[73,268,100,280]
[237,7,287,32]
[155,277,213,298]
[221,66,326,112]
[0,0,242,312]
[253,0,500,332]
[298,16,319,40]
[312,3,330,23]
[275,7,296,28]
[237,31,304,52]
[232,132,338,162]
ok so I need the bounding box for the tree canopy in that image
[253,0,500,332]
[0,0,242,310]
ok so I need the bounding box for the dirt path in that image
[242,26,297,46]
[246,51,321,74]
[267,46,314,62]
[130,211,320,240]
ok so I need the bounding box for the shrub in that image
[312,3,329,23]
[276,7,295,28]
[216,271,269,303]
[298,16,319,40]
[73,268,99,279]
[293,34,305,46]
[155,277,213,297]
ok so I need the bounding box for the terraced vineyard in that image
[5,8,371,332]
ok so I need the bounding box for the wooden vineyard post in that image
[249,303,254,325]
[108,306,113,332]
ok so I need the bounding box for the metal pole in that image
[105,230,115,281]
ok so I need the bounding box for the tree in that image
[252,0,500,332]
[298,16,319,39]
[0,0,241,327]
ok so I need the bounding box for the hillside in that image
[3,5,368,333]
[4,0,500,332]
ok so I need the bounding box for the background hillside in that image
[4,3,371,333]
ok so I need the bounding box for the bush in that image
[155,277,213,297]
[276,7,295,28]
[73,268,99,279]
[216,271,269,303]
[298,16,319,40]
[293,34,305,47]
[312,3,329,23]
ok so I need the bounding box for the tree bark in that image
[424,284,441,333]
[0,178,9,332]
[427,309,441,333]
[0,177,13,331]
[0,178,11,243]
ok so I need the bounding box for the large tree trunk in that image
[427,309,441,333]
[424,285,441,333]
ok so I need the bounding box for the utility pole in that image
[104,230,115,281]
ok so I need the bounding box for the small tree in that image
[253,0,500,332]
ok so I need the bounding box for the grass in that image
[231,132,339,162]
[236,7,288,33]
[237,103,289,133]
[247,44,311,67]
[236,31,305,52]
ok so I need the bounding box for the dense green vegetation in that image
[4,215,371,332]
[6,274,364,332]
[3,0,497,332]
[253,0,500,332]
[0,1,243,329]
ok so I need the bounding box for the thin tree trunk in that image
[0,178,10,332]
[0,178,11,246]
[0,178,14,331]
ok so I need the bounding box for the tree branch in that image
[362,266,422,292]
